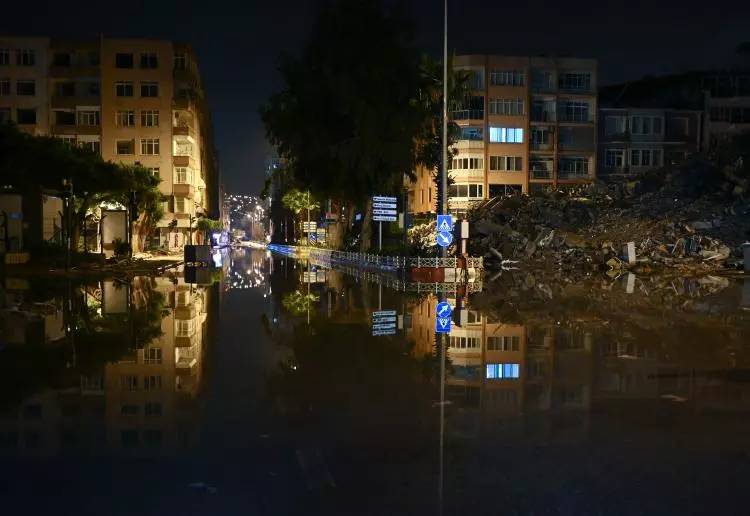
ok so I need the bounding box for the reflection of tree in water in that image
[281,290,319,316]
[0,278,167,410]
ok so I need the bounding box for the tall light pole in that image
[440,0,448,259]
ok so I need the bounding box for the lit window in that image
[486,363,520,379]
[489,127,523,143]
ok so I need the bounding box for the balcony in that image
[49,65,100,78]
[530,141,554,151]
[173,155,196,168]
[173,125,196,138]
[452,109,484,121]
[173,183,195,197]
[175,304,197,320]
[175,333,198,348]
[558,171,592,181]
[50,95,100,109]
[530,169,553,180]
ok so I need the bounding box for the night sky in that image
[2,0,748,194]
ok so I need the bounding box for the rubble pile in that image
[469,163,750,274]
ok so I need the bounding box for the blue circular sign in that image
[435,231,453,247]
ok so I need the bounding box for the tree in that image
[282,189,319,243]
[415,54,471,213]
[0,124,163,253]
[260,0,425,250]
[194,217,223,245]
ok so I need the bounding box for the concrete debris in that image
[469,164,750,273]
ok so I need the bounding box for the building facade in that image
[598,107,703,179]
[702,70,750,148]
[1,37,218,250]
[408,55,598,215]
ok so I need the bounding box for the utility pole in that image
[440,0,448,260]
[307,190,311,246]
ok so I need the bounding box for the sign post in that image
[372,195,398,252]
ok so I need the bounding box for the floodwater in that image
[1,248,750,515]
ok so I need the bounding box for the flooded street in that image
[2,248,750,515]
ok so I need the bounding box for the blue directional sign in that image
[436,231,453,248]
[437,214,453,233]
[435,316,452,334]
[436,301,453,318]
[309,232,317,242]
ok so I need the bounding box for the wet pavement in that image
[1,248,750,515]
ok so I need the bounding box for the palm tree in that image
[415,54,472,213]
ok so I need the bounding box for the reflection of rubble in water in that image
[405,276,750,442]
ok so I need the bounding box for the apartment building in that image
[408,55,598,215]
[598,107,703,178]
[1,37,218,250]
[702,70,750,148]
[0,37,50,134]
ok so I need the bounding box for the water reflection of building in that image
[0,276,210,455]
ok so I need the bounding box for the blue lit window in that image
[486,363,520,379]
[489,127,524,143]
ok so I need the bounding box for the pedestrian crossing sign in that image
[437,215,452,233]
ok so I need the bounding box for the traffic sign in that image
[435,316,451,334]
[308,232,317,242]
[372,310,398,336]
[373,209,397,216]
[373,196,397,203]
[436,302,453,318]
[437,214,453,233]
[373,215,397,222]
[436,231,453,248]
[302,221,317,233]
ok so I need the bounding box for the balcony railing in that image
[531,111,556,122]
[530,168,553,180]
[452,109,484,121]
[530,142,553,151]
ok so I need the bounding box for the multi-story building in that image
[408,55,598,215]
[1,37,218,250]
[598,106,704,179]
[702,70,750,148]
[0,38,50,135]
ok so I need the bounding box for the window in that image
[57,135,76,146]
[487,336,521,351]
[115,81,134,97]
[144,403,162,417]
[121,375,138,391]
[77,110,100,126]
[174,53,187,71]
[175,318,193,335]
[54,110,76,125]
[16,108,36,124]
[16,80,35,96]
[631,115,663,135]
[605,116,626,135]
[140,138,160,155]
[558,72,591,91]
[80,139,100,154]
[140,110,159,127]
[0,49,9,66]
[144,347,162,364]
[116,110,135,127]
[459,126,483,141]
[86,81,100,96]
[630,148,662,168]
[559,101,590,122]
[559,157,589,177]
[149,167,160,178]
[0,108,11,124]
[486,363,520,379]
[489,156,523,171]
[489,127,523,143]
[175,167,190,183]
[450,157,483,171]
[466,70,484,90]
[0,78,9,96]
[116,139,135,155]
[488,98,524,116]
[140,52,158,68]
[144,375,162,391]
[605,149,624,168]
[448,183,483,198]
[140,81,158,97]
[53,52,71,67]
[710,106,750,124]
[174,197,187,213]
[55,81,75,97]
[121,404,138,415]
[532,69,554,90]
[16,49,35,66]
[115,53,134,68]
[489,69,525,86]
[531,98,556,122]
[448,336,481,349]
